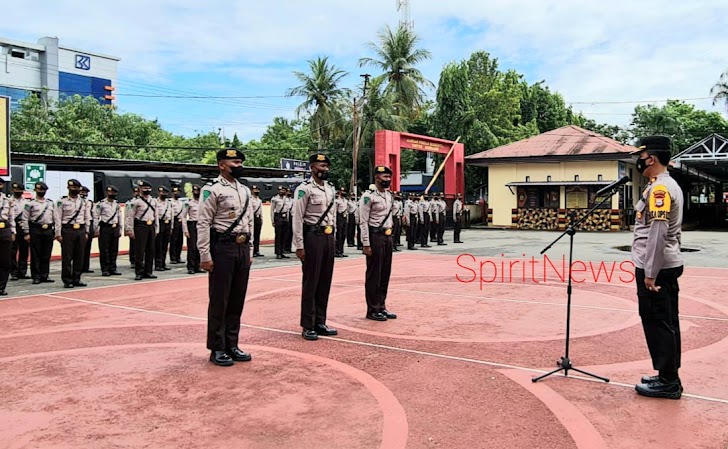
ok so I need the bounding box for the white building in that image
[0,36,119,109]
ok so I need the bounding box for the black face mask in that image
[230,166,245,178]
[108,194,118,200]
[379,180,391,188]
[193,192,200,198]
[159,194,168,200]
[314,169,330,181]
[69,188,80,195]
[142,190,151,196]
[36,191,46,198]
[13,192,22,198]
[636,157,651,174]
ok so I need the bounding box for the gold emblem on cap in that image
[227,149,237,157]
[317,154,326,161]
[378,167,385,172]
[68,181,73,186]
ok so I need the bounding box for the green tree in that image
[358,25,433,119]
[710,69,728,112]
[286,56,350,149]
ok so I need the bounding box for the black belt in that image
[275,212,289,218]
[0,220,10,230]
[99,222,120,228]
[369,226,393,236]
[134,219,155,226]
[62,223,84,230]
[304,224,335,235]
[30,222,54,230]
[212,230,250,244]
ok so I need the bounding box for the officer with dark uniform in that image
[453,193,464,243]
[80,186,95,273]
[271,186,289,259]
[335,187,348,258]
[183,184,202,274]
[292,153,338,340]
[198,148,254,366]
[359,166,398,321]
[251,185,264,257]
[21,182,56,284]
[94,185,122,276]
[631,135,685,400]
[55,179,90,288]
[10,182,29,280]
[125,180,159,281]
[169,186,185,264]
[347,192,357,247]
[155,186,173,271]
[129,186,140,267]
[0,177,16,295]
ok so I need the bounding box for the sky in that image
[4,0,728,142]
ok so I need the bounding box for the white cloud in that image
[3,0,727,136]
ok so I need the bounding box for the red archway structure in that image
[374,130,465,196]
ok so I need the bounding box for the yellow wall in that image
[488,161,628,227]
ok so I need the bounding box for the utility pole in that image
[351,74,371,197]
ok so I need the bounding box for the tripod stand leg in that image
[531,367,565,383]
[570,367,610,383]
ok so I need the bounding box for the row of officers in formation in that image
[197,149,468,367]
[0,172,466,295]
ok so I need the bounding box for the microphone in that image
[596,176,630,196]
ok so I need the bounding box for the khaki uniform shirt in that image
[348,199,357,214]
[417,200,429,222]
[0,195,16,234]
[251,196,263,220]
[453,199,463,219]
[21,197,56,233]
[292,180,336,251]
[171,198,185,224]
[157,198,174,225]
[631,172,683,278]
[336,196,348,214]
[10,197,27,232]
[94,199,122,234]
[270,195,288,222]
[84,198,94,229]
[198,176,254,263]
[55,196,90,237]
[182,198,199,234]
[359,189,394,247]
[124,196,160,235]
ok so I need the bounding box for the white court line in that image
[42,293,728,406]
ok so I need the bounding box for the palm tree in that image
[360,77,407,148]
[711,70,728,112]
[358,25,433,119]
[287,56,350,149]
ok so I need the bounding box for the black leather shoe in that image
[10,275,18,281]
[454,241,464,243]
[302,328,319,340]
[110,271,122,276]
[276,255,282,260]
[315,324,338,336]
[83,270,94,274]
[163,267,172,271]
[635,378,683,399]
[0,291,7,296]
[102,272,111,277]
[64,283,74,288]
[41,278,55,283]
[253,253,263,257]
[188,270,196,274]
[226,347,252,362]
[73,282,87,287]
[641,375,661,384]
[366,312,387,321]
[383,310,397,319]
[210,351,234,367]
[135,275,143,280]
[194,269,205,273]
[281,254,290,259]
[32,279,41,285]
[142,274,158,279]
[341,254,348,257]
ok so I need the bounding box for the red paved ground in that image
[1,253,727,448]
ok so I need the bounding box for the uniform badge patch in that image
[203,190,212,201]
[648,185,671,221]
[298,190,305,199]
[363,197,370,204]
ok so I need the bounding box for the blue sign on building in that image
[280,158,309,171]
[75,55,91,70]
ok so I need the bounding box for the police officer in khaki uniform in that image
[293,153,338,340]
[631,136,685,400]
[125,180,159,281]
[453,193,464,243]
[418,193,431,248]
[155,186,173,271]
[10,182,29,280]
[80,186,95,273]
[406,193,419,250]
[335,187,348,258]
[251,185,264,257]
[169,186,185,264]
[359,166,398,321]
[0,177,16,295]
[55,179,90,288]
[94,185,122,276]
[128,186,140,267]
[347,193,357,247]
[271,186,289,259]
[284,188,294,253]
[392,191,403,252]
[22,182,56,284]
[183,184,202,274]
[199,148,254,366]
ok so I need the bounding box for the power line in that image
[10,139,365,152]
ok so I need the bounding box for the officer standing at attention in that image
[250,185,264,257]
[80,186,95,273]
[22,182,56,284]
[55,179,90,288]
[271,186,289,259]
[453,193,464,243]
[94,185,122,277]
[125,181,159,281]
[198,148,254,366]
[359,166,398,321]
[392,191,402,252]
[436,193,447,246]
[0,177,16,295]
[347,192,357,247]
[335,187,348,258]
[9,182,29,281]
[405,193,418,250]
[292,153,338,340]
[183,184,202,274]
[418,193,431,248]
[284,188,294,253]
[155,186,173,271]
[169,186,185,264]
[129,186,140,267]
[631,135,685,400]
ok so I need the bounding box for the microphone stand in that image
[531,187,620,383]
